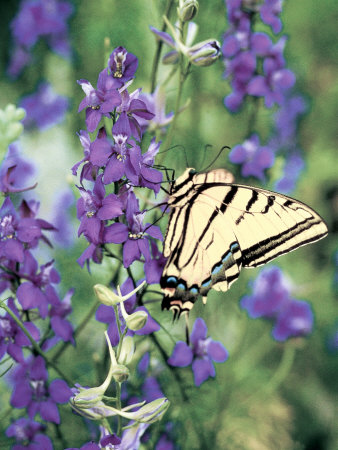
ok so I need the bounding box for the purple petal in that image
[85,108,101,133]
[123,239,140,267]
[89,138,112,166]
[11,381,31,408]
[96,304,116,323]
[168,341,193,367]
[39,400,60,423]
[190,318,208,345]
[49,379,72,403]
[97,194,123,220]
[192,358,215,386]
[207,340,229,363]
[150,26,175,48]
[103,222,128,244]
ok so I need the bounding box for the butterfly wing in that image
[161,173,328,316]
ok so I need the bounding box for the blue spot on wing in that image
[202,279,211,288]
[212,263,223,275]
[190,287,199,294]
[177,283,186,290]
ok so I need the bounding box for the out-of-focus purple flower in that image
[142,376,164,402]
[229,134,275,180]
[240,266,291,319]
[7,46,31,78]
[0,298,40,363]
[66,443,100,450]
[241,266,314,341]
[9,0,73,77]
[108,46,138,82]
[168,318,228,386]
[6,417,53,450]
[247,36,295,108]
[50,188,76,247]
[20,83,69,130]
[0,143,36,193]
[139,86,174,133]
[10,355,72,423]
[274,152,305,193]
[272,299,314,341]
[78,69,122,132]
[156,434,175,450]
[260,0,284,34]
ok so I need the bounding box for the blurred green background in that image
[0,1,337,449]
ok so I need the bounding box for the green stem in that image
[0,302,72,385]
[265,344,296,394]
[115,382,122,436]
[150,0,176,92]
[116,327,128,361]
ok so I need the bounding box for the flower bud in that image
[125,310,148,331]
[118,336,135,365]
[186,39,221,66]
[112,364,130,383]
[162,50,179,65]
[93,284,121,306]
[178,0,199,22]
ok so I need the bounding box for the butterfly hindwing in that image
[161,168,328,316]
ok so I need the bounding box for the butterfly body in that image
[160,168,328,317]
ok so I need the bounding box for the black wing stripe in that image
[242,217,325,265]
[245,189,259,211]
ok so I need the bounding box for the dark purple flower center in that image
[30,380,48,401]
[194,337,211,358]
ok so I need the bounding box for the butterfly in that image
[160,168,328,319]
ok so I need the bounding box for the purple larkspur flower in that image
[78,69,122,132]
[97,423,150,450]
[168,318,228,386]
[156,434,175,450]
[108,46,138,82]
[77,174,123,243]
[6,417,53,450]
[66,443,100,450]
[0,298,40,363]
[72,129,101,184]
[7,46,31,78]
[240,266,291,319]
[138,86,174,133]
[142,376,164,403]
[260,0,284,34]
[229,133,274,180]
[16,252,60,318]
[0,197,56,265]
[20,82,69,130]
[96,278,160,346]
[89,119,139,186]
[46,286,74,345]
[0,143,36,194]
[116,88,155,140]
[241,266,314,341]
[104,190,163,268]
[10,355,72,423]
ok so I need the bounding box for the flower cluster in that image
[73,46,165,275]
[240,266,314,341]
[223,0,294,112]
[8,0,73,78]
[168,318,229,386]
[0,107,74,442]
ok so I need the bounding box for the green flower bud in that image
[118,336,135,365]
[178,0,199,22]
[112,364,130,383]
[93,284,121,306]
[72,386,104,408]
[125,310,148,331]
[186,39,221,66]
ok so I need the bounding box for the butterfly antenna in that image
[200,145,231,172]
